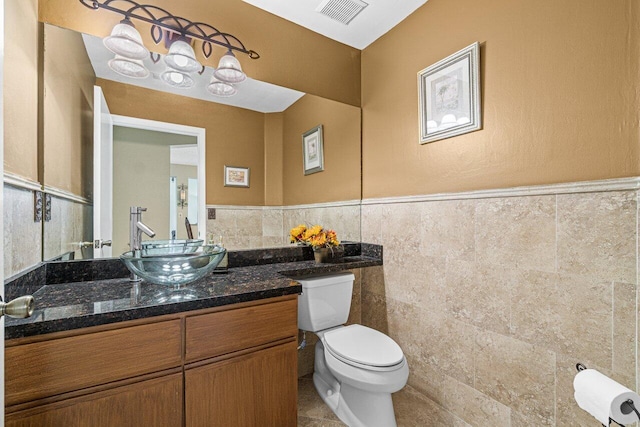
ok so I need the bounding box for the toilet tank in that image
[297,273,355,332]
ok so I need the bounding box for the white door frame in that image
[110,115,206,240]
[0,0,6,420]
[93,86,114,258]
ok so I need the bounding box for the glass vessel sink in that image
[121,244,226,286]
[141,239,204,255]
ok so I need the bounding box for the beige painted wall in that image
[42,24,95,197]
[98,79,266,207]
[4,0,38,180]
[264,113,284,206]
[361,0,640,198]
[112,127,172,253]
[39,0,361,107]
[282,94,361,205]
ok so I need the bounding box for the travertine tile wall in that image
[4,185,42,278]
[4,185,93,278]
[43,196,93,261]
[361,189,638,426]
[206,203,361,250]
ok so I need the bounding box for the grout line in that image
[634,191,640,391]
[612,280,616,375]
[555,194,559,274]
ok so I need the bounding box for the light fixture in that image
[164,39,201,73]
[207,75,237,97]
[81,0,260,97]
[103,18,149,60]
[177,184,188,208]
[213,50,246,84]
[108,55,149,78]
[161,69,194,89]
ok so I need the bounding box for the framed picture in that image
[418,42,481,144]
[302,125,324,175]
[224,166,250,187]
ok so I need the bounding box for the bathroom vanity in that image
[4,244,382,426]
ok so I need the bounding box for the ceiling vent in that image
[316,0,369,25]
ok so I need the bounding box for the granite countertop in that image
[5,244,382,340]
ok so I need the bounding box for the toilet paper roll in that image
[574,368,640,425]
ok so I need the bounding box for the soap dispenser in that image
[213,234,228,274]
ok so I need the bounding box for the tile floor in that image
[297,376,456,427]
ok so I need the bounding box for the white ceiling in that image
[170,145,199,166]
[82,33,305,113]
[242,0,427,49]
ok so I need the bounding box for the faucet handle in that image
[138,207,147,212]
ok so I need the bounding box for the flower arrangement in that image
[290,224,340,250]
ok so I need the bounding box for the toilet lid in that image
[323,324,404,367]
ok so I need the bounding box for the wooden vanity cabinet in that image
[6,373,183,427]
[4,295,299,427]
[184,298,298,427]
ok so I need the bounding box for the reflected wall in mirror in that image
[111,126,199,254]
[4,20,363,274]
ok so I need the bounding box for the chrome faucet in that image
[129,206,156,281]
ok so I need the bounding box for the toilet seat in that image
[323,324,404,371]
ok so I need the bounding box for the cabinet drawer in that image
[185,297,297,363]
[6,319,182,407]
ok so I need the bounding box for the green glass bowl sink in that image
[121,244,226,286]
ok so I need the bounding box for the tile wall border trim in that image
[3,172,42,192]
[206,204,266,211]
[3,174,92,205]
[281,199,361,210]
[361,177,640,205]
[43,185,92,205]
[207,199,361,211]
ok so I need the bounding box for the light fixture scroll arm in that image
[79,0,259,59]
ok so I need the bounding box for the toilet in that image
[297,272,409,427]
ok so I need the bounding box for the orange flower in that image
[289,224,307,243]
[289,224,340,249]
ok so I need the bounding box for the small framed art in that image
[418,42,481,144]
[302,125,324,175]
[224,165,250,187]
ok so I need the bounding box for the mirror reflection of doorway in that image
[94,86,207,258]
[169,145,198,240]
[112,128,198,254]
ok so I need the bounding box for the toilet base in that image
[313,341,399,427]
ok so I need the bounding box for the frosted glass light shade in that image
[207,76,237,97]
[164,40,201,73]
[103,20,149,60]
[161,69,195,89]
[213,50,246,84]
[108,55,149,78]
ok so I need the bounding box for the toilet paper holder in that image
[576,363,640,427]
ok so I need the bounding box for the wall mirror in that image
[37,23,362,262]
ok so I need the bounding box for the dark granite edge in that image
[6,286,302,340]
[279,257,382,277]
[5,263,46,300]
[361,243,383,260]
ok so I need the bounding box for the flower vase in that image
[313,247,331,263]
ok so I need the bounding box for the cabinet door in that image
[185,341,297,427]
[6,373,183,427]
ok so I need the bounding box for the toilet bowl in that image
[297,273,409,427]
[313,325,409,427]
